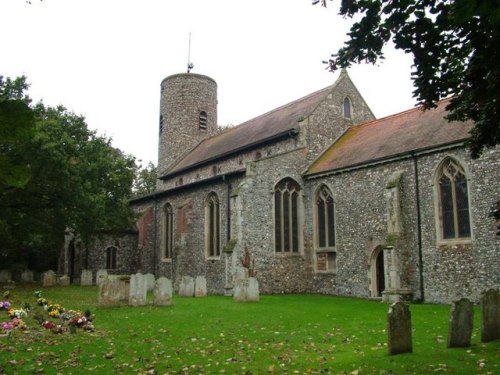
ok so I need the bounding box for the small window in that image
[159,114,164,134]
[436,157,471,240]
[205,192,221,258]
[255,151,262,160]
[212,165,217,175]
[199,111,207,130]
[343,97,352,118]
[106,246,117,269]
[274,178,302,253]
[163,203,174,259]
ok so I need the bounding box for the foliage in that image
[318,0,500,158]
[0,285,498,374]
[132,161,157,197]
[241,245,257,277]
[0,76,137,271]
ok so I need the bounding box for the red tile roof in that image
[163,85,333,177]
[306,98,473,176]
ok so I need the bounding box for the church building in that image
[78,70,499,303]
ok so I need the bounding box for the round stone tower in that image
[158,73,218,175]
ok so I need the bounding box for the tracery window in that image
[343,97,352,118]
[205,192,220,258]
[274,178,302,253]
[315,185,336,248]
[436,157,471,240]
[163,203,174,259]
[106,246,117,269]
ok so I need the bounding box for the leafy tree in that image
[0,76,137,271]
[317,0,500,158]
[133,161,157,197]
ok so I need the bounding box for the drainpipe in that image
[412,153,425,302]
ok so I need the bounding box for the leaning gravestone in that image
[153,277,173,306]
[0,270,12,283]
[387,302,412,355]
[129,273,147,306]
[21,270,34,282]
[98,276,125,307]
[144,273,155,292]
[447,298,473,348]
[80,269,93,286]
[481,288,500,342]
[58,275,70,286]
[42,270,57,287]
[194,276,207,297]
[178,276,195,297]
[96,269,108,287]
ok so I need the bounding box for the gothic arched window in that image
[436,157,471,240]
[343,97,352,118]
[274,178,302,253]
[205,192,220,258]
[162,203,174,259]
[106,246,117,269]
[315,185,335,248]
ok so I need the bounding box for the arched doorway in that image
[370,246,386,297]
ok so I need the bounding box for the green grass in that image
[0,285,498,374]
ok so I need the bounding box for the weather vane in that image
[187,32,194,73]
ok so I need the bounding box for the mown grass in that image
[0,285,498,374]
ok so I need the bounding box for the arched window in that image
[316,185,335,248]
[106,246,117,269]
[199,111,207,130]
[343,97,352,118]
[436,157,471,240]
[205,192,220,258]
[163,203,174,259]
[274,178,302,253]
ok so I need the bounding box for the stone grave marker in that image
[153,277,173,306]
[0,270,12,283]
[129,273,148,306]
[246,277,260,302]
[96,269,108,287]
[195,276,207,297]
[80,269,93,286]
[447,298,473,348]
[20,270,34,282]
[98,277,125,307]
[387,302,412,355]
[145,273,155,292]
[178,276,195,297]
[233,277,260,302]
[58,275,70,286]
[42,270,57,287]
[481,288,500,342]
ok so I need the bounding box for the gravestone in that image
[233,277,260,302]
[246,277,260,302]
[98,277,126,307]
[178,276,195,297]
[0,270,12,283]
[58,275,70,286]
[481,288,500,343]
[20,270,34,282]
[129,273,147,306]
[42,270,57,287]
[234,267,249,282]
[144,273,155,292]
[195,276,207,297]
[387,302,412,355]
[447,298,473,348]
[153,277,173,306]
[96,269,108,287]
[80,269,93,286]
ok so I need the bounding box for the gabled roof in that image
[306,98,473,176]
[161,85,333,178]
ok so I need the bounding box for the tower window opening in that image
[159,114,164,134]
[199,111,207,130]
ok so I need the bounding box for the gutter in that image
[412,153,425,302]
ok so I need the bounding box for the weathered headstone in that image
[80,269,93,286]
[98,276,125,307]
[246,277,260,302]
[153,277,173,306]
[178,276,195,297]
[96,269,108,287]
[58,275,70,286]
[144,273,155,292]
[194,276,207,297]
[448,298,473,348]
[42,270,57,287]
[387,302,412,355]
[234,267,249,282]
[129,273,147,306]
[20,270,34,282]
[481,288,500,343]
[233,277,260,302]
[0,270,12,283]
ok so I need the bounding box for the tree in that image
[133,161,157,197]
[317,0,500,158]
[0,76,137,271]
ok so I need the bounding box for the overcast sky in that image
[1,0,416,166]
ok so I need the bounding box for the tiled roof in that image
[306,98,473,176]
[163,85,333,177]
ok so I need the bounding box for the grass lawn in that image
[0,285,498,374]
